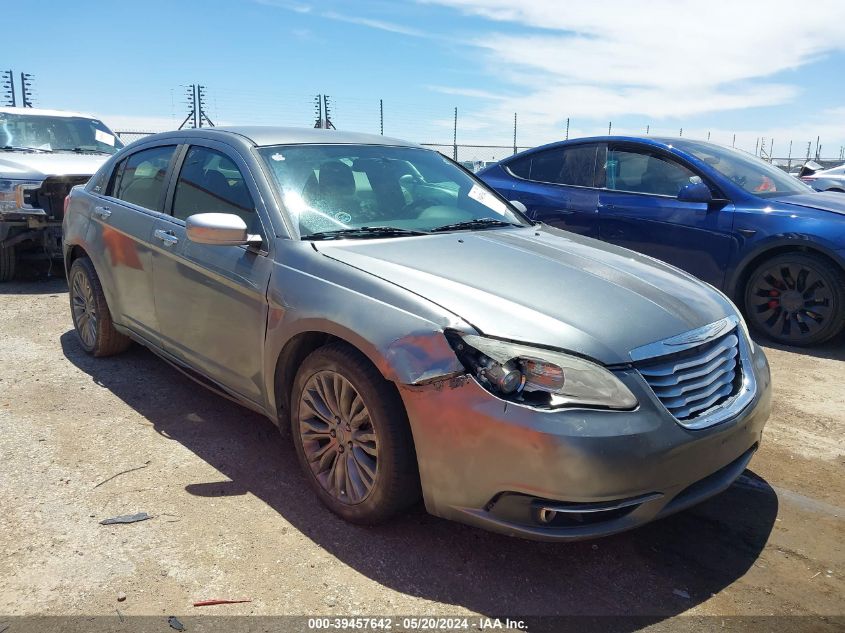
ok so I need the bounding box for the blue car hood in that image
[769,192,845,216]
[316,226,735,365]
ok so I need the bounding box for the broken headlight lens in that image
[448,333,637,410]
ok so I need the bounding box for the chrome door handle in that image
[93,205,112,219]
[154,229,179,246]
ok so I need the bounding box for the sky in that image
[6,0,845,162]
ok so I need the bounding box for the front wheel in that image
[290,343,420,524]
[743,252,845,346]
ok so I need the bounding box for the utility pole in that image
[20,73,34,108]
[178,84,197,130]
[732,133,736,147]
[679,127,683,137]
[565,117,569,140]
[313,95,323,129]
[814,135,820,160]
[608,121,612,135]
[787,140,793,169]
[323,94,336,130]
[512,112,517,155]
[646,124,649,135]
[452,107,458,161]
[197,84,214,127]
[806,141,811,161]
[707,131,711,141]
[754,137,760,156]
[1,70,15,107]
[379,99,383,135]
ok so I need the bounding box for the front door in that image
[151,142,273,404]
[598,144,734,287]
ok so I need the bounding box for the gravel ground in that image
[0,276,843,630]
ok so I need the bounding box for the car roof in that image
[170,126,421,148]
[0,106,100,119]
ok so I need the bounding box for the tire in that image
[290,342,420,524]
[0,244,15,282]
[68,257,131,357]
[743,252,845,346]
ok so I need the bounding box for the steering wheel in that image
[401,197,441,217]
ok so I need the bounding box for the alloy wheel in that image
[748,261,833,342]
[298,370,379,505]
[71,269,98,349]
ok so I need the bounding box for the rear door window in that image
[171,146,260,233]
[505,144,598,187]
[109,145,177,211]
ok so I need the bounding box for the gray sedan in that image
[62,127,771,540]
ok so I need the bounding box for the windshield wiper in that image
[1,145,51,153]
[429,217,520,233]
[304,226,430,241]
[54,147,111,155]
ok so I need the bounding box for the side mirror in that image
[677,182,713,204]
[509,200,528,214]
[186,213,259,246]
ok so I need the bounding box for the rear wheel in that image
[743,252,845,346]
[0,244,15,282]
[290,343,420,524]
[69,257,131,356]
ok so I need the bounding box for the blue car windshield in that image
[258,144,529,237]
[674,140,811,198]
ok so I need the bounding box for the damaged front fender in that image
[382,330,467,385]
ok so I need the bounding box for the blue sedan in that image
[478,136,845,346]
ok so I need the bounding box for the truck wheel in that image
[69,257,131,356]
[0,244,15,282]
[290,342,420,524]
[743,252,845,346]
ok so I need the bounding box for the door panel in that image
[151,143,272,403]
[513,181,599,237]
[598,146,734,287]
[92,143,178,341]
[598,192,734,286]
[504,143,602,237]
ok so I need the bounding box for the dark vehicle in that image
[479,137,845,346]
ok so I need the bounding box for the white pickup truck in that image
[0,107,123,280]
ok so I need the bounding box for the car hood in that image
[768,192,845,216]
[315,226,734,365]
[0,151,109,180]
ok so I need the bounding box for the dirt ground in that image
[0,274,843,630]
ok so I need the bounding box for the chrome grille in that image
[636,330,742,422]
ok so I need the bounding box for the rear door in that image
[151,141,272,404]
[597,143,734,287]
[501,143,601,237]
[92,142,179,342]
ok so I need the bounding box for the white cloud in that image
[423,0,845,148]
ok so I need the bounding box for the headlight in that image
[447,333,637,410]
[0,179,42,213]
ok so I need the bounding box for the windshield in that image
[0,113,124,154]
[257,144,529,238]
[674,140,811,198]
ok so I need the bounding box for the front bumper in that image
[399,343,771,541]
